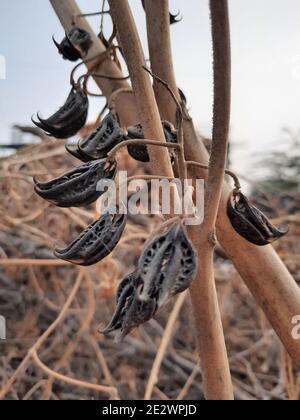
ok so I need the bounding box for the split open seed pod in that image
[78,111,124,160]
[54,211,127,266]
[227,190,289,246]
[117,292,157,341]
[138,220,197,307]
[53,27,92,61]
[32,87,89,139]
[34,158,117,207]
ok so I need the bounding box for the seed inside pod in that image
[78,112,124,160]
[125,121,178,163]
[227,190,289,246]
[138,221,197,307]
[53,27,92,61]
[54,211,127,266]
[32,87,89,139]
[34,158,117,208]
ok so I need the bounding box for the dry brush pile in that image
[0,141,299,400]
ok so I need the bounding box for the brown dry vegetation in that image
[0,140,300,400]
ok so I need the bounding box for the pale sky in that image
[1,0,300,175]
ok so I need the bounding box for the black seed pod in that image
[125,121,178,163]
[53,27,92,61]
[34,158,117,207]
[227,190,289,246]
[54,212,127,266]
[78,112,124,160]
[32,88,89,139]
[138,221,197,306]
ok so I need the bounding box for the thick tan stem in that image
[190,248,232,399]
[144,0,179,123]
[49,0,300,368]
[145,0,233,400]
[108,0,174,180]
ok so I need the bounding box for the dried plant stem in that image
[145,0,233,399]
[188,0,233,399]
[89,337,116,388]
[108,0,174,181]
[143,0,179,123]
[4,146,66,170]
[144,291,187,400]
